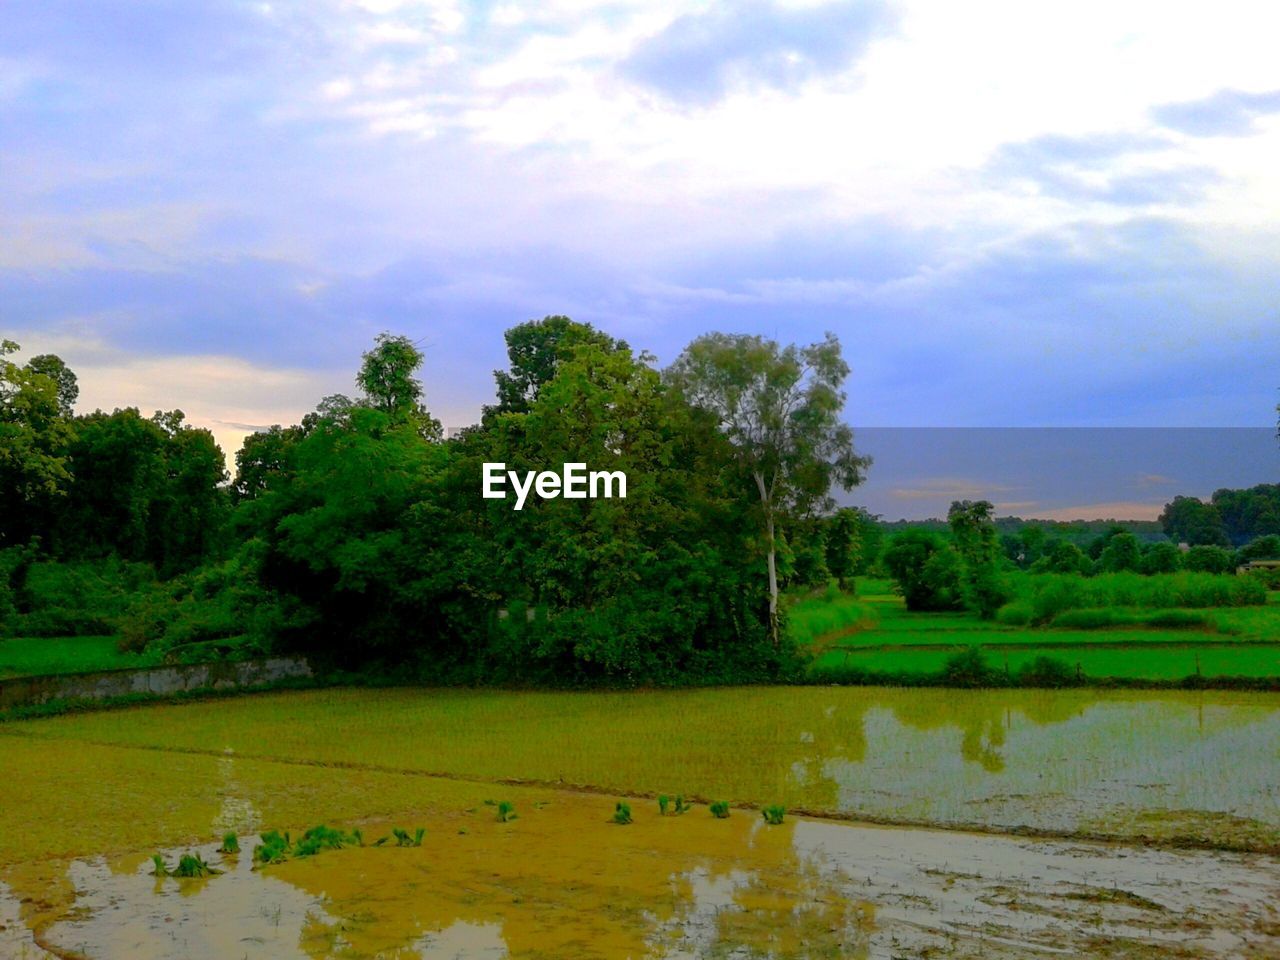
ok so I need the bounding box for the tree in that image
[823,508,861,588]
[488,316,627,418]
[0,341,76,545]
[1099,531,1142,573]
[1159,495,1229,547]
[666,332,870,644]
[882,529,965,611]
[25,354,79,416]
[1140,540,1182,574]
[947,500,1011,618]
[357,333,442,440]
[232,425,304,503]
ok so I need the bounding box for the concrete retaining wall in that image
[0,657,312,710]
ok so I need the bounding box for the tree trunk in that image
[755,471,779,646]
[765,509,779,646]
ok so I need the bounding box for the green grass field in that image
[795,580,1280,682]
[0,635,159,678]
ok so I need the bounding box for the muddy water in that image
[2,688,1278,957]
[7,799,1278,960]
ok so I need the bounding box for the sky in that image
[3,1,1279,516]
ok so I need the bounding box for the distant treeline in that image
[0,322,872,685]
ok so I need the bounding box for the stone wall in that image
[0,657,312,710]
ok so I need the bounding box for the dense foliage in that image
[1,322,877,686]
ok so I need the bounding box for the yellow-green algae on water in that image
[5,685,1277,849]
[7,792,1280,959]
[1,685,1278,959]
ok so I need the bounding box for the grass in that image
[0,635,160,678]
[814,644,1280,681]
[799,579,1280,683]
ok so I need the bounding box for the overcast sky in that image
[4,1,1279,484]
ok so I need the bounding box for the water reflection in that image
[793,690,1280,840]
[23,802,1279,960]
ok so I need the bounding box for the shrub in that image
[709,801,730,819]
[762,805,786,825]
[1016,656,1078,688]
[994,601,1032,626]
[883,531,966,612]
[1023,572,1265,621]
[1183,546,1235,575]
[941,647,998,687]
[612,802,632,825]
[1050,608,1127,629]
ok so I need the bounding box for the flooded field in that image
[1,686,1277,958]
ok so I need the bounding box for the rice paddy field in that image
[799,580,1280,682]
[1,685,1277,958]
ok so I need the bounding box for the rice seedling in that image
[293,824,355,858]
[173,852,221,877]
[674,795,692,815]
[253,829,291,865]
[710,801,730,819]
[218,832,239,855]
[151,853,169,877]
[392,827,425,847]
[612,801,632,825]
[496,801,517,823]
[762,805,786,825]
[658,794,669,815]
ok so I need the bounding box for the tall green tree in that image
[25,354,79,416]
[947,500,1011,618]
[667,332,870,643]
[487,316,627,418]
[0,341,76,545]
[357,333,442,440]
[1159,495,1229,547]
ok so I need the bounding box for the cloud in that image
[888,478,1016,502]
[1152,88,1280,137]
[619,0,896,105]
[985,132,1220,207]
[1024,501,1167,522]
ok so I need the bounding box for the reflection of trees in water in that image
[649,823,872,959]
[281,805,871,959]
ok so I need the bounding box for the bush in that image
[1016,656,1078,687]
[1050,608,1126,629]
[1183,546,1235,575]
[1021,572,1265,623]
[941,647,998,687]
[883,531,965,612]
[994,601,1033,626]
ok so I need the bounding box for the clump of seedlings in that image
[709,801,731,819]
[218,832,239,855]
[254,830,292,865]
[153,852,221,878]
[612,802,633,825]
[659,794,693,815]
[496,801,517,823]
[292,825,358,859]
[174,853,221,878]
[392,827,425,847]
[762,805,786,825]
